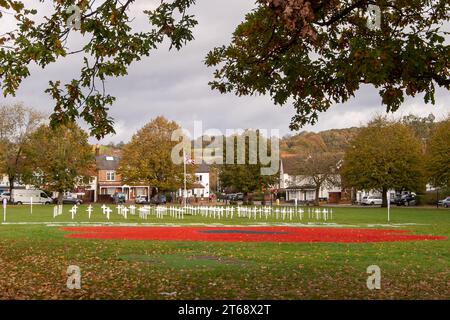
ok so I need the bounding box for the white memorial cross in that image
[69,205,78,220]
[86,205,94,219]
[104,207,112,220]
[299,208,304,220]
[101,204,108,215]
[138,207,149,219]
[129,205,136,215]
[122,206,129,219]
[156,206,163,219]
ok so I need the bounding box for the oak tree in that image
[25,122,95,204]
[219,130,279,204]
[341,117,425,207]
[118,116,193,193]
[426,118,450,190]
[206,0,449,130]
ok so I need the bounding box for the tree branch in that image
[315,0,368,26]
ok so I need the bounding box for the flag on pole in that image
[184,154,195,165]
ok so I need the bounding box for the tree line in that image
[1,102,448,207]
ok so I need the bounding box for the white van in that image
[361,195,383,206]
[11,189,53,205]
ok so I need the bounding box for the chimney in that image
[95,144,100,156]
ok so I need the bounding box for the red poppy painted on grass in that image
[61,226,446,243]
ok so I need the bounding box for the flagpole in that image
[183,147,187,207]
[387,191,390,223]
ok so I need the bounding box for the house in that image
[279,156,343,203]
[178,161,210,198]
[95,153,150,202]
[0,175,27,193]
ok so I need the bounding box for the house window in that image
[106,171,115,181]
[197,175,202,182]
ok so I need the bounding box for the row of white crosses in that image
[129,205,334,221]
[52,204,334,222]
[115,205,130,219]
[171,206,334,222]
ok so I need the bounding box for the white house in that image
[0,175,32,193]
[179,162,210,198]
[279,157,342,203]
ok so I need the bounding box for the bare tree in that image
[294,152,343,206]
[0,103,45,198]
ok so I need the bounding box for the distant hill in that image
[187,128,360,160]
[280,127,360,156]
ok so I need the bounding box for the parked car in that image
[135,195,148,204]
[53,196,83,205]
[217,193,227,201]
[112,192,126,204]
[149,194,167,205]
[229,193,244,201]
[0,192,11,202]
[438,197,450,208]
[361,195,383,205]
[395,193,416,206]
[226,193,236,201]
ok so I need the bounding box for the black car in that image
[395,194,416,206]
[234,193,244,201]
[53,196,83,205]
[149,194,167,205]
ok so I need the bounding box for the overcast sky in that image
[1,0,449,144]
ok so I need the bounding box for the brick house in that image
[95,152,150,202]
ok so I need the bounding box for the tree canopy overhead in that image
[206,0,449,130]
[0,1,448,138]
[0,0,197,139]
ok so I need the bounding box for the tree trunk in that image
[57,192,64,205]
[243,192,249,205]
[8,177,14,203]
[381,187,388,208]
[314,187,320,206]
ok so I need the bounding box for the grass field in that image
[0,204,449,299]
